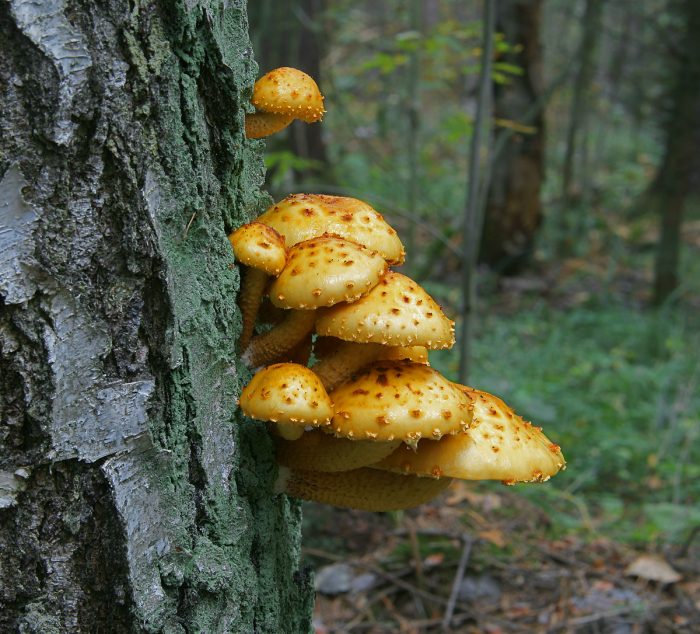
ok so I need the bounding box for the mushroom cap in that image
[275,429,401,472]
[268,235,387,309]
[245,112,294,139]
[278,466,453,511]
[252,67,325,123]
[256,194,405,265]
[374,386,566,483]
[316,272,455,349]
[239,363,333,427]
[329,361,473,444]
[228,222,287,276]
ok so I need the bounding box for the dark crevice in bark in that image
[0,462,134,632]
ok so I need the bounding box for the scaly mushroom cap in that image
[239,363,332,426]
[252,67,325,123]
[228,222,287,276]
[329,361,473,445]
[275,429,401,473]
[269,235,387,309]
[374,386,566,483]
[256,194,405,265]
[278,466,453,511]
[316,272,455,349]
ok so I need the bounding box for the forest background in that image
[249,0,700,631]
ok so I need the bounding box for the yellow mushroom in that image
[238,363,332,440]
[245,67,325,139]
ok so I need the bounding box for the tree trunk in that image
[480,0,545,274]
[651,0,700,305]
[0,2,314,632]
[560,0,603,207]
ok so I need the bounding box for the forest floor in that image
[303,483,700,634]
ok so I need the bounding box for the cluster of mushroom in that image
[229,192,566,512]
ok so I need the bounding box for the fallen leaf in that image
[478,529,507,548]
[423,552,445,568]
[625,555,682,584]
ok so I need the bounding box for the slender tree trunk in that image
[0,2,313,632]
[294,0,334,183]
[560,0,604,218]
[480,0,545,273]
[651,0,700,305]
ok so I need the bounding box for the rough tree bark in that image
[0,1,314,632]
[480,0,545,274]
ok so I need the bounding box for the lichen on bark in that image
[0,1,313,632]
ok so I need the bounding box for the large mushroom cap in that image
[269,235,387,309]
[252,67,325,123]
[374,387,566,483]
[239,363,333,426]
[316,272,455,349]
[329,361,473,444]
[228,222,286,276]
[256,194,405,265]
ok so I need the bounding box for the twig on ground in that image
[442,534,475,632]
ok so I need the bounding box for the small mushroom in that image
[228,222,287,351]
[242,235,388,368]
[245,67,325,139]
[374,386,566,483]
[276,466,453,511]
[269,235,388,310]
[238,362,333,440]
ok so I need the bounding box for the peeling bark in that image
[0,1,313,632]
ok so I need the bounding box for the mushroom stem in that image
[276,466,452,511]
[238,267,268,352]
[312,341,385,391]
[242,309,317,368]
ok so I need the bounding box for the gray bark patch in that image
[9,0,91,145]
[102,435,187,631]
[42,290,154,463]
[0,165,39,304]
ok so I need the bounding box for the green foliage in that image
[264,150,323,191]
